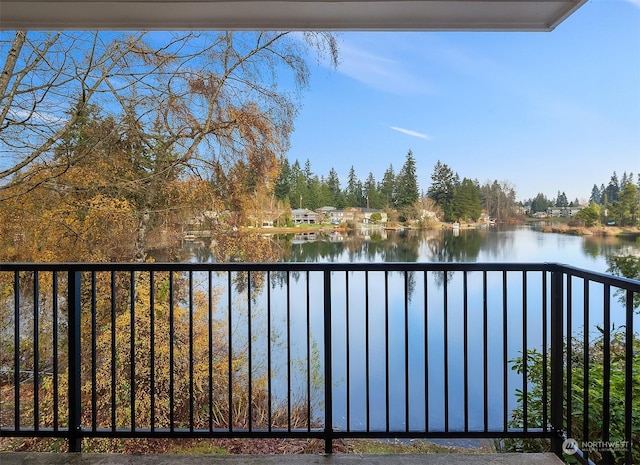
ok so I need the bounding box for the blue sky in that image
[287,0,640,202]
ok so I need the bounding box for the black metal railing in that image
[0,262,637,464]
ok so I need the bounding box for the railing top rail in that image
[551,263,640,291]
[0,261,553,273]
[1,261,638,289]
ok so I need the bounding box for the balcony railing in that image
[0,262,638,464]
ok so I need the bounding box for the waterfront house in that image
[291,208,321,224]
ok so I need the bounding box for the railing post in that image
[68,270,82,452]
[323,270,333,454]
[550,267,564,458]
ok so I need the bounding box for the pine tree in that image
[345,166,362,207]
[274,156,292,201]
[427,160,458,222]
[451,178,482,221]
[589,184,601,204]
[606,172,620,203]
[326,167,344,208]
[396,150,419,209]
[364,172,381,209]
[380,164,396,208]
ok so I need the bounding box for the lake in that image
[170,225,639,433]
[175,224,640,271]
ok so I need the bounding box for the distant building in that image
[546,206,583,218]
[359,208,388,224]
[291,208,321,224]
[315,206,336,223]
[328,208,357,224]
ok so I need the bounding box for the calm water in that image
[176,225,640,432]
[176,224,640,269]
[276,225,640,270]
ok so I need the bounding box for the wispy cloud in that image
[9,108,66,125]
[390,126,431,140]
[335,37,434,95]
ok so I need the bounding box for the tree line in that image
[275,152,519,224]
[581,171,639,226]
[524,171,639,227]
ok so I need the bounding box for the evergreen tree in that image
[326,167,344,208]
[621,171,629,188]
[345,165,362,207]
[396,150,419,209]
[289,160,307,209]
[555,191,568,207]
[316,176,334,208]
[531,193,552,213]
[427,160,458,222]
[364,172,382,209]
[451,178,482,221]
[379,164,396,208]
[589,184,601,204]
[306,175,322,210]
[611,183,639,226]
[304,159,313,186]
[274,156,292,201]
[606,171,620,203]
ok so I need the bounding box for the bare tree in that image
[0,31,338,260]
[0,31,154,196]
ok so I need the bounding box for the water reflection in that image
[277,228,502,264]
[165,225,640,275]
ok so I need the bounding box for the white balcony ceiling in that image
[1,0,587,31]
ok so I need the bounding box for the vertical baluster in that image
[150,271,155,432]
[602,283,611,462]
[365,270,370,433]
[91,271,96,432]
[33,271,40,431]
[130,271,136,432]
[550,268,564,457]
[443,271,449,432]
[522,271,528,432]
[423,270,429,433]
[14,271,20,431]
[247,271,252,432]
[624,289,634,465]
[189,271,195,432]
[482,270,488,432]
[404,270,410,433]
[286,271,291,432]
[52,271,59,431]
[384,271,390,433]
[227,271,232,432]
[345,271,350,432]
[68,270,82,452]
[463,271,469,433]
[582,278,589,462]
[323,270,333,453]
[169,271,175,432]
[266,271,272,432]
[542,271,548,432]
[208,270,214,433]
[306,270,311,433]
[566,276,572,438]
[502,271,508,433]
[110,271,117,432]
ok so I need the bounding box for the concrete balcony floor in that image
[0,452,563,465]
